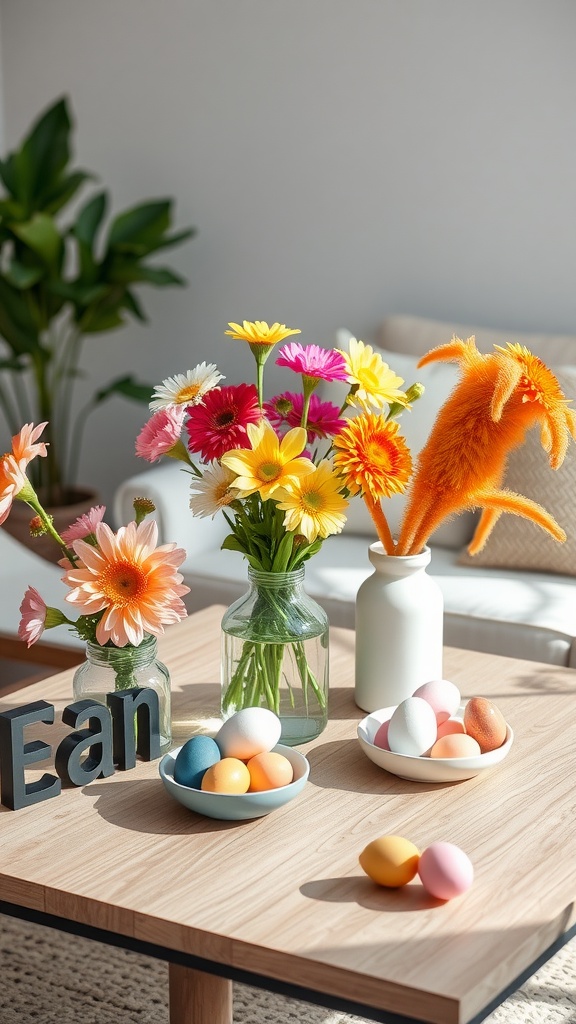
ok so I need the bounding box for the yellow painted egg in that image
[359,835,421,888]
[247,752,294,791]
[200,757,251,794]
[464,697,507,753]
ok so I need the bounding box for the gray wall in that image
[0,0,575,508]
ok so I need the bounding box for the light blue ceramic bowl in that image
[159,743,310,820]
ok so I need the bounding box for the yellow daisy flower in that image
[342,337,409,411]
[333,413,412,502]
[274,460,349,543]
[220,420,314,499]
[225,321,301,346]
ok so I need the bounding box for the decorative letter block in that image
[107,687,161,769]
[0,700,61,810]
[55,700,115,786]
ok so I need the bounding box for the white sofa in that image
[114,315,576,669]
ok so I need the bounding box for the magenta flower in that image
[276,343,348,383]
[135,406,186,463]
[265,391,347,442]
[61,505,107,544]
[186,383,261,461]
[18,586,47,647]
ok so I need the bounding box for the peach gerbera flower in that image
[220,420,315,500]
[0,422,49,526]
[62,520,190,647]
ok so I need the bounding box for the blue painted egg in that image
[174,735,221,789]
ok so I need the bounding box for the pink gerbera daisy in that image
[186,383,261,461]
[265,391,347,442]
[61,505,107,544]
[63,520,190,647]
[136,406,186,462]
[18,586,47,647]
[276,343,348,383]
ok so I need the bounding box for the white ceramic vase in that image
[354,543,444,713]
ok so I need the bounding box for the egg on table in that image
[417,842,474,900]
[359,835,421,887]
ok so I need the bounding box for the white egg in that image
[387,697,437,757]
[216,707,282,759]
[412,678,461,724]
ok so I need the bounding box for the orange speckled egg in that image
[430,734,482,759]
[464,697,507,753]
[201,757,251,794]
[247,752,294,791]
[359,835,421,888]
[436,718,466,739]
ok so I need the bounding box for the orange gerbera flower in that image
[333,414,412,501]
[63,520,190,647]
[0,421,48,525]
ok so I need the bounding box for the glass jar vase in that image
[72,634,171,755]
[221,567,329,745]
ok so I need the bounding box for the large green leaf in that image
[0,277,41,353]
[73,191,107,250]
[12,213,63,269]
[121,288,147,322]
[107,200,171,249]
[3,259,45,289]
[41,169,94,216]
[18,97,72,209]
[94,374,153,405]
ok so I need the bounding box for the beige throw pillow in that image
[458,368,576,576]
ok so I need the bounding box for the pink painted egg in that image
[418,842,474,900]
[412,679,461,724]
[373,719,390,750]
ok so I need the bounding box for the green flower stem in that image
[15,483,76,564]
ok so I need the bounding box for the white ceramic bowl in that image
[159,743,310,820]
[357,704,514,783]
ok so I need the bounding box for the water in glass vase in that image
[221,568,329,745]
[72,635,172,755]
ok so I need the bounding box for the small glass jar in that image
[72,634,171,755]
[221,567,329,745]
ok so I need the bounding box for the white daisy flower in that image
[189,463,239,518]
[149,363,224,410]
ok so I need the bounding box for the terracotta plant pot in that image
[2,487,100,564]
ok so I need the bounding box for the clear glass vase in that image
[72,634,172,755]
[221,567,329,745]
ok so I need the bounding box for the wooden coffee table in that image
[1,605,575,1024]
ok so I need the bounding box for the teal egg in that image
[174,735,221,789]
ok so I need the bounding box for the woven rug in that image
[1,914,575,1023]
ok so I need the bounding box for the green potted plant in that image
[0,95,194,549]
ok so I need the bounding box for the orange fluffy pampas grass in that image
[395,337,576,557]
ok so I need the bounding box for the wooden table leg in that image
[169,963,233,1024]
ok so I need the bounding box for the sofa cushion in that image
[379,314,576,363]
[334,330,477,548]
[457,368,576,576]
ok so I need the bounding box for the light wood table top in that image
[1,605,576,1024]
